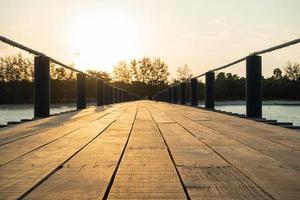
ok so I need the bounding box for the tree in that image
[86,70,111,82]
[130,59,140,82]
[272,68,282,80]
[50,64,67,80]
[151,57,169,85]
[138,57,152,83]
[0,53,33,81]
[284,62,300,80]
[113,61,132,83]
[176,64,192,82]
[138,57,169,85]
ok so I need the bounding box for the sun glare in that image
[68,14,140,72]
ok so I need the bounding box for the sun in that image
[67,13,140,72]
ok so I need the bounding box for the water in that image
[198,101,300,126]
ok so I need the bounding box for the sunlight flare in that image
[68,14,140,72]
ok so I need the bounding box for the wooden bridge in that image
[0,101,299,200]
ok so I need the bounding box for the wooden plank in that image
[23,104,138,199]
[0,104,129,166]
[147,105,271,200]
[195,120,300,172]
[0,104,126,145]
[1,100,299,199]
[171,103,300,151]
[0,106,126,199]
[164,104,300,172]
[108,106,187,199]
[154,102,300,200]
[0,106,97,143]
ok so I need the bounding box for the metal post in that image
[97,79,104,106]
[180,82,186,105]
[191,78,198,107]
[77,72,86,109]
[205,71,215,109]
[246,55,262,118]
[34,56,50,118]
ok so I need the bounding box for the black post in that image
[191,78,198,107]
[116,88,120,103]
[177,85,180,103]
[172,86,178,104]
[180,82,186,105]
[77,72,86,109]
[246,55,262,118]
[97,79,104,106]
[109,86,113,104]
[168,88,172,103]
[205,71,215,109]
[113,88,118,103]
[122,91,126,102]
[34,56,50,118]
[104,83,109,105]
[118,89,122,103]
[165,90,167,102]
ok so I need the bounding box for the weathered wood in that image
[0,104,127,166]
[205,71,215,109]
[96,79,104,106]
[190,78,198,106]
[170,106,300,171]
[24,105,137,199]
[148,105,271,199]
[194,119,300,172]
[154,102,300,200]
[246,55,262,118]
[0,106,114,145]
[34,56,50,118]
[108,107,187,199]
[0,101,299,199]
[77,73,86,109]
[0,108,126,199]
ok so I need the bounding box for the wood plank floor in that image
[0,101,299,200]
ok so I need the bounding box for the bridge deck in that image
[0,101,299,200]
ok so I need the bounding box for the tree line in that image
[0,53,299,103]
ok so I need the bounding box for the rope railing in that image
[1,35,102,79]
[192,37,300,79]
[154,37,300,118]
[163,37,300,88]
[0,35,140,117]
[0,35,140,92]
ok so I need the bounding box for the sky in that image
[0,0,299,78]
